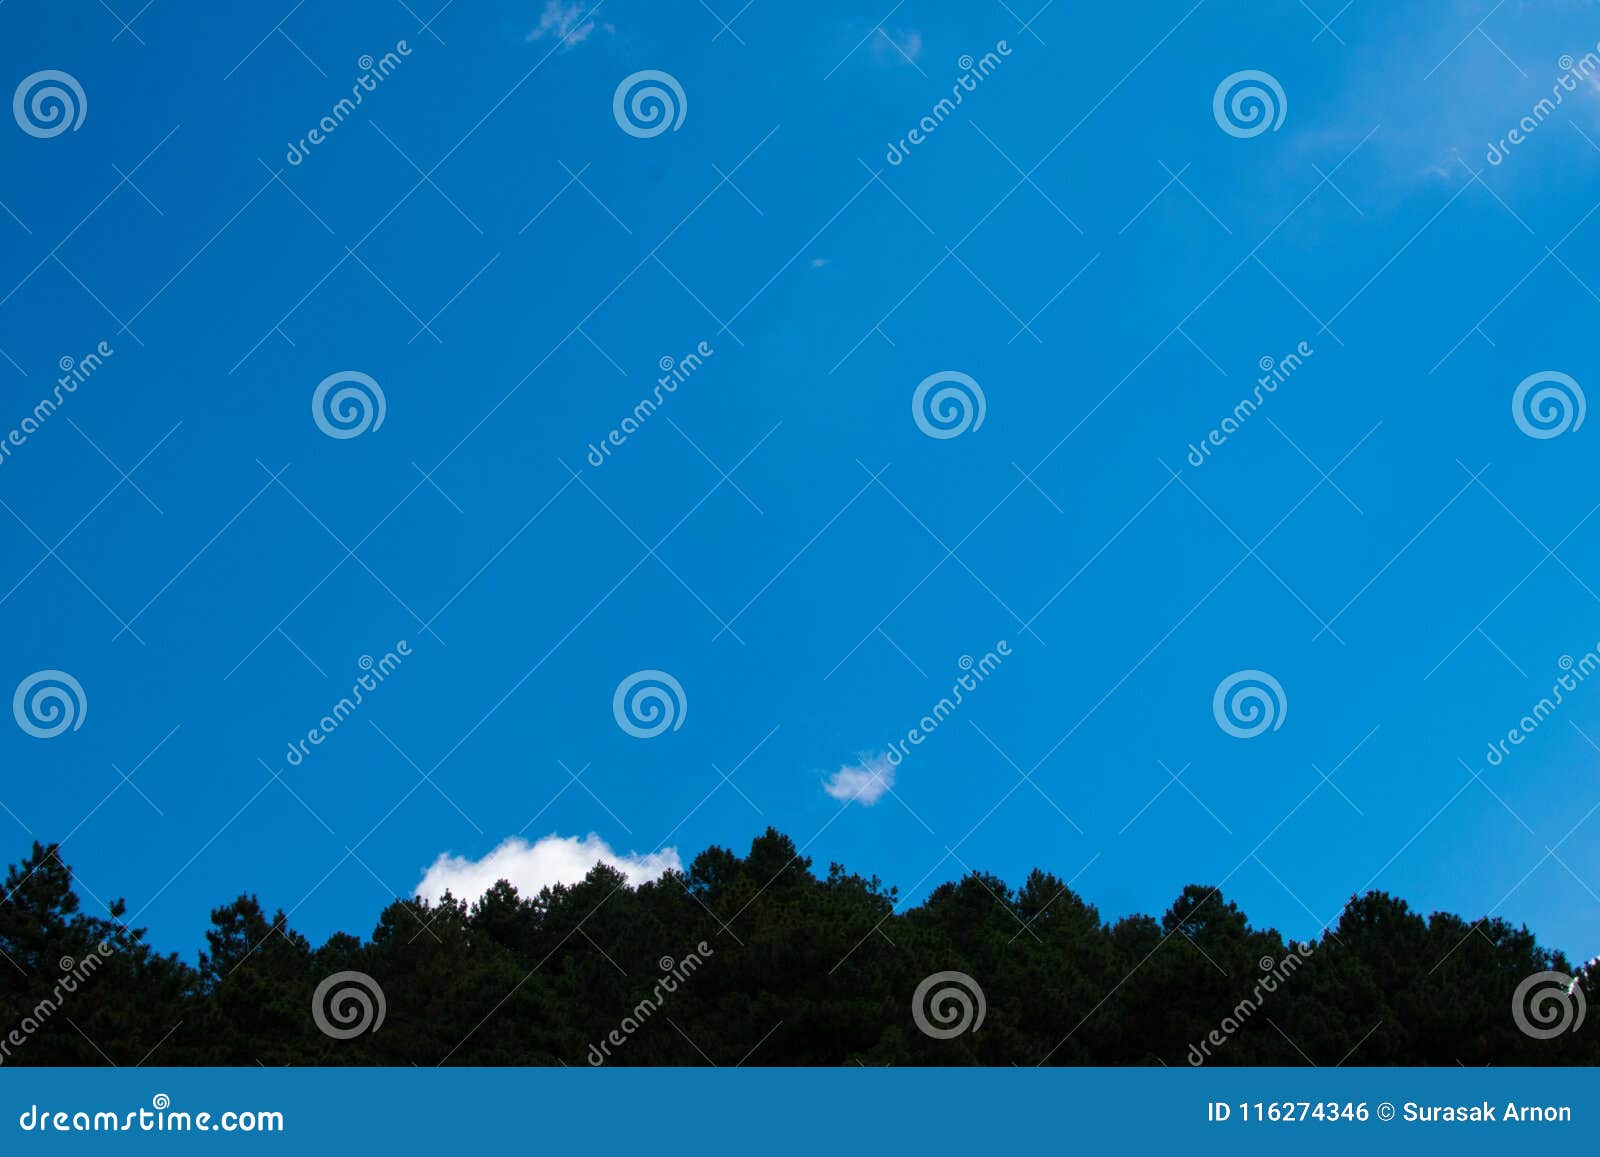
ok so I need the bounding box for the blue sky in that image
[2,0,1599,963]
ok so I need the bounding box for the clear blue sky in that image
[1,0,1597,962]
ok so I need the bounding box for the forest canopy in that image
[0,831,1591,1066]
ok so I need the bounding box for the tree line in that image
[0,831,1591,1065]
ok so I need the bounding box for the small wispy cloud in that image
[415,833,680,904]
[822,753,894,806]
[872,27,923,66]
[526,1,610,48]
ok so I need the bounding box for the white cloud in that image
[822,754,894,806]
[526,1,608,47]
[415,833,680,904]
